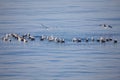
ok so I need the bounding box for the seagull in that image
[99,24,112,29]
[72,38,81,42]
[40,24,49,30]
[40,35,46,41]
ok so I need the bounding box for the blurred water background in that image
[0,0,120,80]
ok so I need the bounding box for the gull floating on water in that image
[26,33,35,41]
[40,35,46,41]
[72,38,81,42]
[2,36,11,42]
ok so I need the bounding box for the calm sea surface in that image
[0,0,120,80]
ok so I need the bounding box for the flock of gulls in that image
[1,33,65,43]
[0,24,118,44]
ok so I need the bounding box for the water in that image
[0,0,120,80]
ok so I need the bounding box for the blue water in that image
[0,0,120,80]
